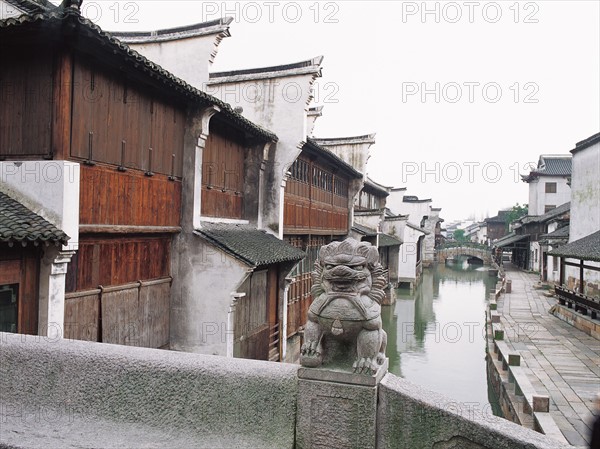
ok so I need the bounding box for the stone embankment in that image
[486,263,600,448]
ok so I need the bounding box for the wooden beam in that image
[79,225,181,234]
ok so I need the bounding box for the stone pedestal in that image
[296,359,388,449]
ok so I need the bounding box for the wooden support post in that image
[579,260,584,294]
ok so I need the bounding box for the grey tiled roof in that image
[0,5,277,143]
[378,233,402,247]
[522,155,571,181]
[549,230,600,262]
[572,132,600,154]
[304,139,362,178]
[539,157,572,175]
[0,192,69,245]
[111,18,233,44]
[403,195,431,203]
[352,223,377,236]
[529,202,570,224]
[210,56,323,79]
[4,0,52,14]
[406,222,429,235]
[540,225,569,241]
[195,223,305,267]
[492,232,529,248]
[485,210,510,223]
[363,177,390,197]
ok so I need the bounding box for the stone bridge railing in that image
[0,333,569,449]
[436,244,492,264]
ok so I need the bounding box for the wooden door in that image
[235,270,269,360]
[267,266,280,362]
[0,252,39,335]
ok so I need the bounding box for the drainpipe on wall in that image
[226,292,245,358]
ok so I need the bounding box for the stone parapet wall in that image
[0,333,570,448]
[377,375,570,449]
[0,333,298,449]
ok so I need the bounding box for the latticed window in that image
[334,178,348,198]
[290,159,309,183]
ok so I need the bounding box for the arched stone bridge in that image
[436,244,492,264]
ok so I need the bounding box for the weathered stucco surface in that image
[0,333,571,449]
[0,333,298,449]
[377,374,571,449]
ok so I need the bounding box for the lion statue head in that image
[311,238,386,304]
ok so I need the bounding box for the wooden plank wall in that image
[284,156,350,234]
[64,290,100,341]
[284,235,330,337]
[286,272,312,338]
[66,235,171,293]
[284,193,348,234]
[64,278,170,348]
[79,165,181,227]
[0,51,53,158]
[70,60,185,177]
[235,270,270,359]
[201,126,246,219]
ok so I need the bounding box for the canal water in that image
[381,257,502,416]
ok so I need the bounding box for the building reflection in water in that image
[381,258,502,416]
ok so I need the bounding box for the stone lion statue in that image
[300,238,387,375]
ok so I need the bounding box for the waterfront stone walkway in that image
[498,264,600,447]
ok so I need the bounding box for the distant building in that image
[521,155,572,215]
[352,177,403,304]
[550,132,600,299]
[484,210,510,242]
[386,191,441,267]
[506,202,571,272]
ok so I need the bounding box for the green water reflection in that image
[381,258,502,417]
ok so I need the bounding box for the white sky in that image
[71,1,599,222]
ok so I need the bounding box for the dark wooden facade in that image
[79,165,181,227]
[201,121,246,220]
[66,56,184,347]
[284,156,350,234]
[0,52,54,158]
[282,145,358,346]
[0,46,184,347]
[70,60,185,176]
[284,234,331,338]
[234,266,280,361]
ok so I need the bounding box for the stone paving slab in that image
[497,265,600,448]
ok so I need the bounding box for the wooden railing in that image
[555,285,599,317]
